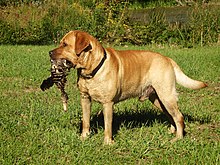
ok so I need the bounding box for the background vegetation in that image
[0,45,219,164]
[0,0,219,46]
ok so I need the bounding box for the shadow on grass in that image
[84,108,212,136]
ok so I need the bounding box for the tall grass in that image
[0,0,128,45]
[0,0,219,46]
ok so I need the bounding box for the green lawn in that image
[0,45,219,164]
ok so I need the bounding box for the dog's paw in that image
[170,134,184,143]
[80,131,91,141]
[168,125,176,134]
[40,77,54,91]
[170,137,180,143]
[104,137,115,145]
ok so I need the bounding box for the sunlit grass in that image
[0,45,219,164]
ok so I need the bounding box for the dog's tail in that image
[169,58,207,89]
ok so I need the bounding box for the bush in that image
[187,6,220,46]
[127,11,170,45]
[0,0,219,46]
[0,0,128,45]
[127,5,220,47]
[0,0,46,7]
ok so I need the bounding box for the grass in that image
[0,45,219,164]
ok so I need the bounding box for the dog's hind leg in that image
[148,91,176,134]
[155,87,185,142]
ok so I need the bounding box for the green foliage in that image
[187,6,220,46]
[0,0,45,6]
[129,0,176,9]
[127,11,170,45]
[0,0,219,46]
[128,5,220,46]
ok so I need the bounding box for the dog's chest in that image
[78,78,117,103]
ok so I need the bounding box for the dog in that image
[49,30,207,144]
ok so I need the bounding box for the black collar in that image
[78,49,107,79]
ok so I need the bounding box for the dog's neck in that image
[78,49,107,79]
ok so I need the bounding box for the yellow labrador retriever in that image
[49,30,207,144]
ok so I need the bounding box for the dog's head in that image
[49,30,103,69]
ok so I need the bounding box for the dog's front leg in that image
[103,102,114,145]
[81,94,91,140]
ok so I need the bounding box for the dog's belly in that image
[81,80,145,103]
[80,74,153,104]
[117,87,142,102]
[114,82,152,103]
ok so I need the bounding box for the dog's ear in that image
[75,32,90,55]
